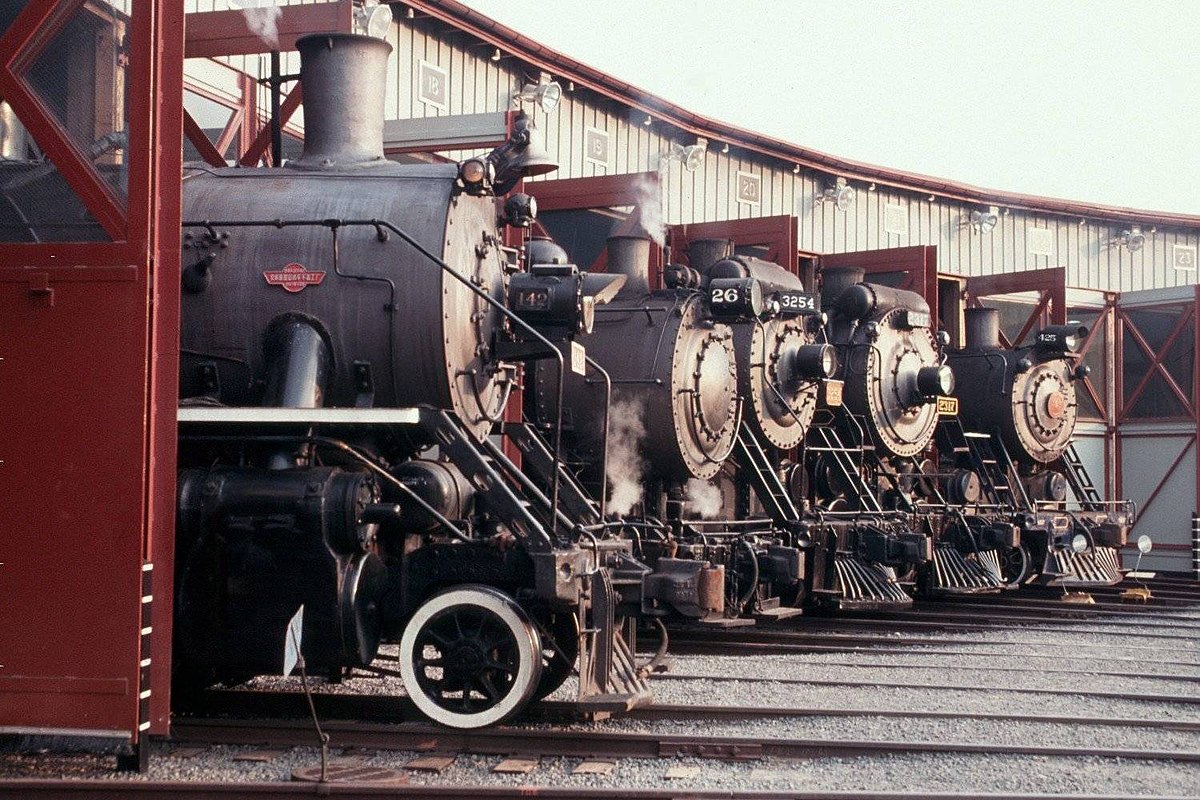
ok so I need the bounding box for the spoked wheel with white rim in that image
[399,585,542,728]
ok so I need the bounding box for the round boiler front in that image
[1012,359,1077,463]
[735,317,820,450]
[843,307,941,459]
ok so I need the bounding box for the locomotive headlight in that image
[1071,533,1089,554]
[792,344,838,380]
[459,158,491,187]
[503,192,538,228]
[916,365,955,400]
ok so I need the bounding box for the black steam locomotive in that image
[172,33,713,729]
[940,307,1130,586]
[162,32,1138,733]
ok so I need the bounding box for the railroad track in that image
[172,715,1200,764]
[190,688,1200,732]
[2,782,1191,800]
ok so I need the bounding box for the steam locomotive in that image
[164,32,1137,731]
[171,33,715,729]
[940,307,1131,587]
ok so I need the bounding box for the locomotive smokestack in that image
[965,307,1002,351]
[607,235,651,296]
[820,266,865,307]
[291,33,392,169]
[687,238,734,275]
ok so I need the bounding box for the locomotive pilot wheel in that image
[399,585,543,728]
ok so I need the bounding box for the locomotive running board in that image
[827,555,913,611]
[927,546,1005,595]
[1047,545,1124,587]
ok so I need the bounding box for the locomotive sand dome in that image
[178,33,508,440]
[534,235,739,482]
[688,239,829,450]
[822,267,952,459]
[950,307,1080,464]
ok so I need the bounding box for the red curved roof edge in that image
[414,0,1200,230]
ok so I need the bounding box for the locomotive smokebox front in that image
[178,33,510,439]
[534,235,740,486]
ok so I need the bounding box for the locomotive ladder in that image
[1060,441,1104,511]
[939,416,1027,511]
[808,421,883,513]
[421,409,564,548]
[735,423,802,524]
[990,429,1035,512]
[500,422,602,526]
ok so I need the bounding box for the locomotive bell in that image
[489,112,558,194]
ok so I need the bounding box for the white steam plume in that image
[229,1,283,51]
[605,397,646,517]
[633,173,666,248]
[685,478,724,519]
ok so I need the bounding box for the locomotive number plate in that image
[936,395,959,415]
[821,379,843,407]
[900,309,931,329]
[570,341,587,376]
[777,291,820,315]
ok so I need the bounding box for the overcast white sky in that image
[460,0,1199,215]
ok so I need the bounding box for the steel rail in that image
[171,717,1200,763]
[0,781,1191,800]
[652,672,1200,706]
[666,627,1196,654]
[788,615,1200,641]
[664,637,1200,669]
[908,598,1200,623]
[186,689,1200,732]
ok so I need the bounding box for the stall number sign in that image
[584,126,610,169]
[1173,245,1197,271]
[777,291,820,314]
[936,396,959,415]
[736,171,761,206]
[1027,227,1054,257]
[418,61,449,111]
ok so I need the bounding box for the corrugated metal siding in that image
[209,9,1200,292]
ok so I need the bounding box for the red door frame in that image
[0,0,183,738]
[1112,286,1200,553]
[670,214,799,274]
[820,245,939,320]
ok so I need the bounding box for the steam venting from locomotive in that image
[607,397,648,516]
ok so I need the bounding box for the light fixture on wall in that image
[352,0,393,37]
[815,177,855,212]
[642,114,652,126]
[491,47,502,61]
[1114,226,1147,251]
[515,79,562,113]
[667,137,707,171]
[960,206,1000,234]
[721,142,730,154]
